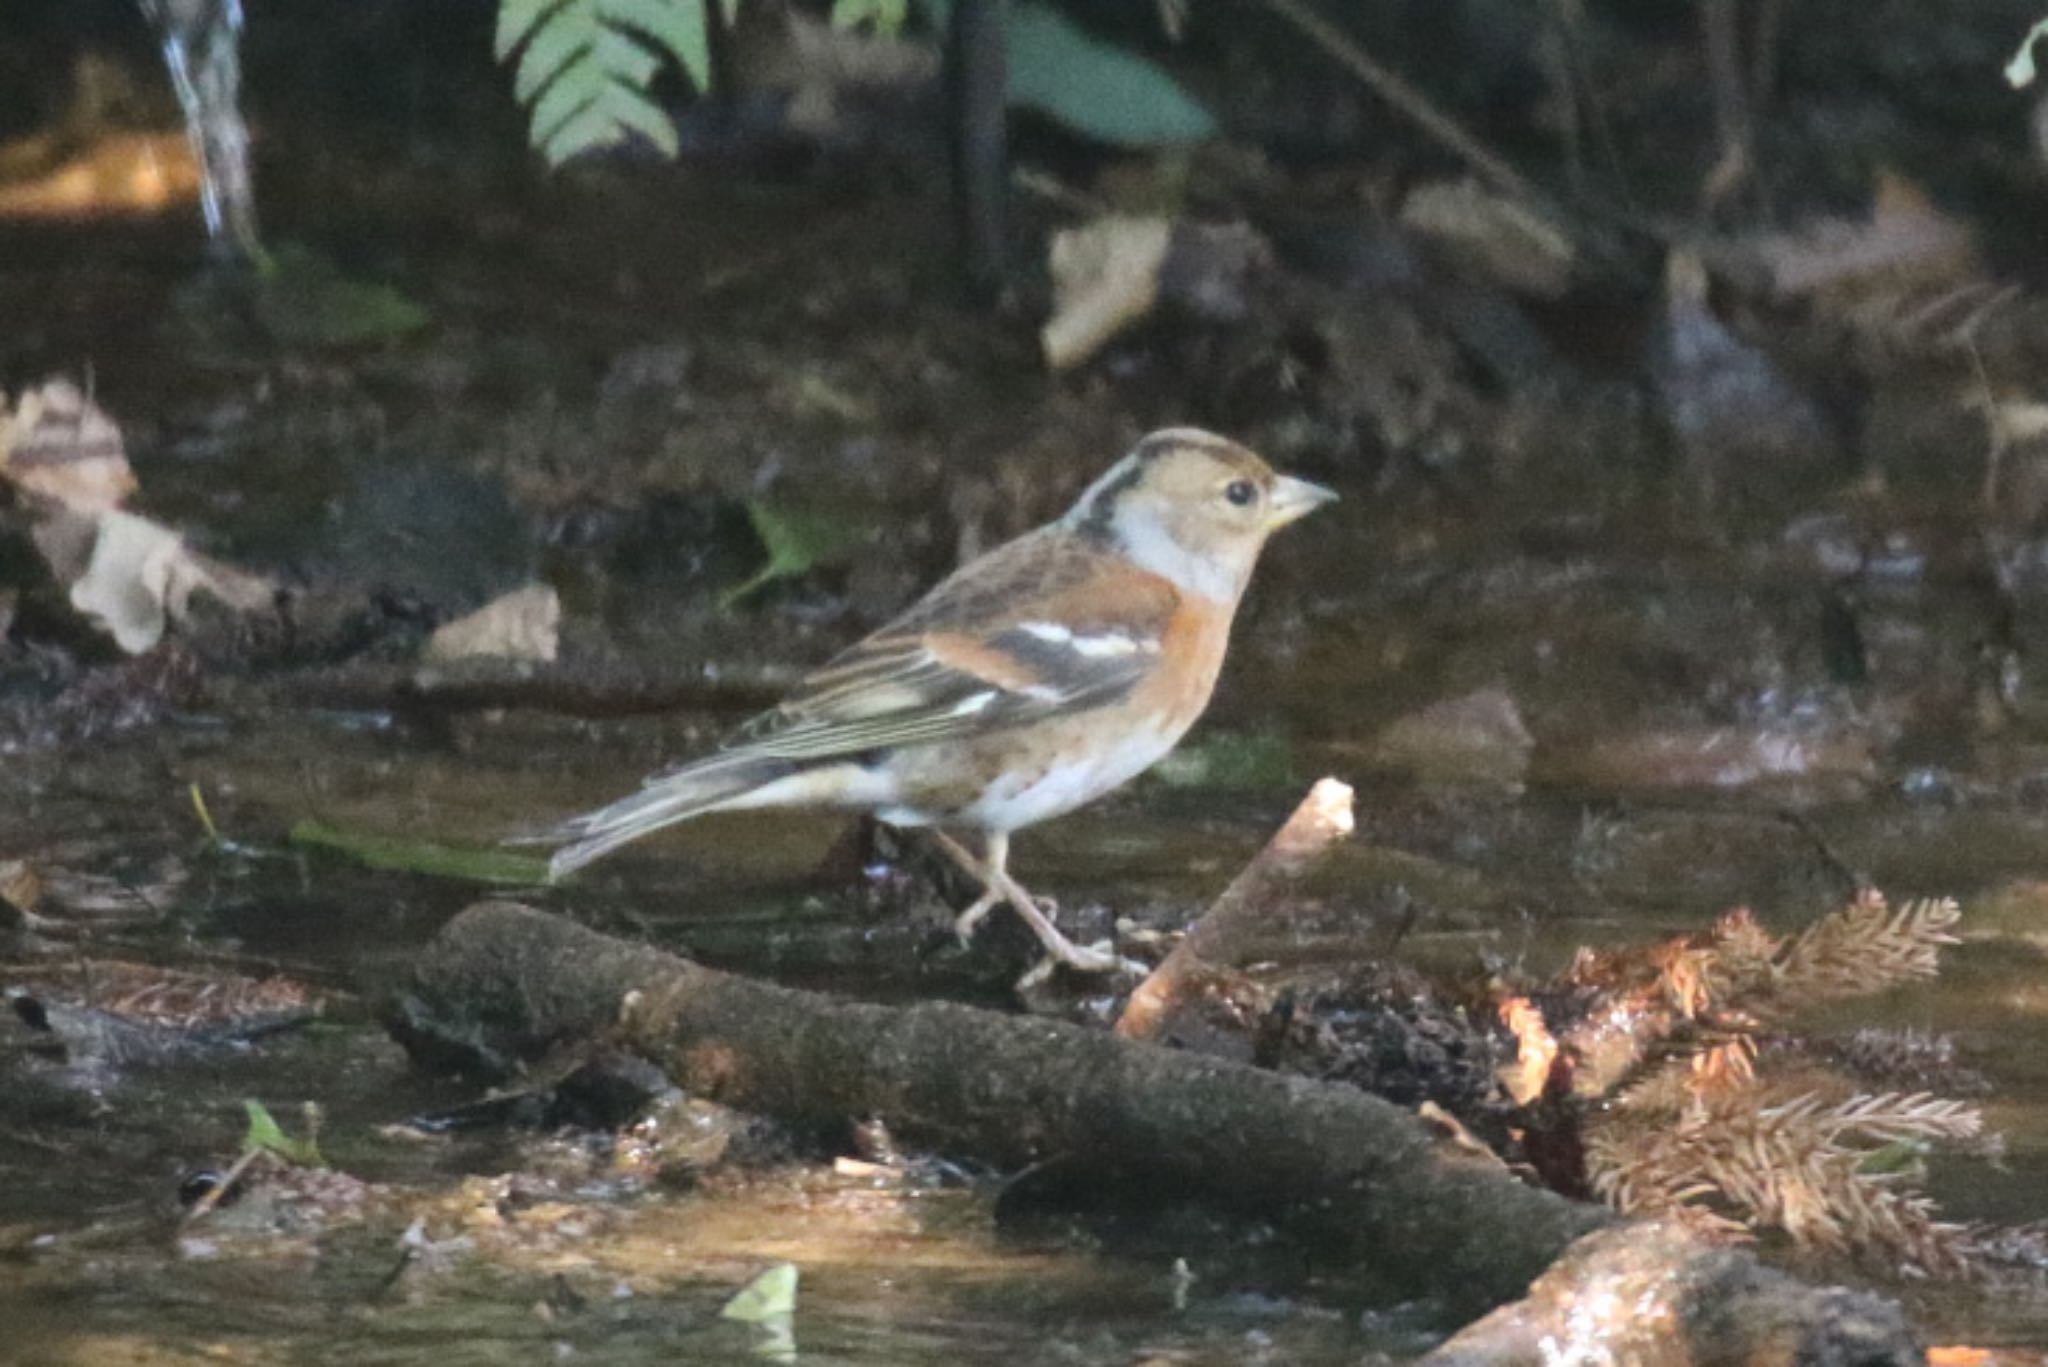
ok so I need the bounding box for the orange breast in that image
[1133,593,1236,734]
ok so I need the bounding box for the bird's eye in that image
[1224,480,1258,507]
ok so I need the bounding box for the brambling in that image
[534,428,1335,976]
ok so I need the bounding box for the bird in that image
[530,428,1336,976]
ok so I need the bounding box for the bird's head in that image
[1062,428,1337,602]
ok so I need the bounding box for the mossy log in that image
[389,901,1922,1358]
[391,899,1602,1314]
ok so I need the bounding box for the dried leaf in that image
[0,378,135,513]
[2,957,318,1037]
[1041,215,1171,371]
[1496,995,1559,1106]
[0,860,40,916]
[1736,172,1978,302]
[63,509,274,655]
[424,584,561,664]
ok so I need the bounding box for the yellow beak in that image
[1265,475,1339,530]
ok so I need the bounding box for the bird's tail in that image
[515,755,783,882]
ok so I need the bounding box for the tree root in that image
[386,898,1925,1359]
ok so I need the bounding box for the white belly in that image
[956,724,1181,831]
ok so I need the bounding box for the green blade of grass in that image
[289,819,553,885]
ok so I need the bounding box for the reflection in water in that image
[136,0,258,257]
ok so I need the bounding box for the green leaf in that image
[1151,729,1296,792]
[1005,3,1214,147]
[592,26,662,86]
[623,0,713,94]
[1858,1139,1930,1176]
[599,84,684,158]
[542,101,616,165]
[516,17,586,101]
[251,244,431,348]
[719,498,863,609]
[531,61,601,147]
[831,0,908,35]
[242,1100,323,1166]
[289,819,555,886]
[720,1262,799,1322]
[497,0,562,60]
[496,0,711,165]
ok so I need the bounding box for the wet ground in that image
[9,43,2048,1359]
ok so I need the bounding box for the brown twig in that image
[1699,0,1757,213]
[1248,0,1555,217]
[1115,777,1354,1041]
[179,1143,264,1226]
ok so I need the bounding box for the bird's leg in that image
[928,830,1132,976]
[926,829,1007,942]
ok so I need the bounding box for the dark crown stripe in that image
[1072,428,1240,542]
[1072,454,1147,541]
[1131,427,1236,462]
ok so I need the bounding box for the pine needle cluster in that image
[1503,890,1987,1276]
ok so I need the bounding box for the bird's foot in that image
[1005,895,1141,982]
[1016,937,1143,989]
[955,883,1142,982]
[952,889,1005,946]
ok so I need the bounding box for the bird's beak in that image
[1264,475,1339,531]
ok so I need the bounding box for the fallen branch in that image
[389,901,1924,1354]
[1115,776,1355,1040]
[1420,1219,1919,1366]
[390,899,1605,1315]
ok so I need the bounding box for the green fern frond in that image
[496,0,712,167]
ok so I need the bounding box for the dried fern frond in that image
[1587,1071,1981,1276]
[1608,1057,1708,1117]
[1650,938,1718,1019]
[1587,1126,1737,1228]
[1705,907,1778,992]
[1764,1090,1982,1146]
[1691,1036,1757,1090]
[1770,892,1959,1008]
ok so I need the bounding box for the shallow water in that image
[6,694,2048,1359]
[7,83,2048,1361]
